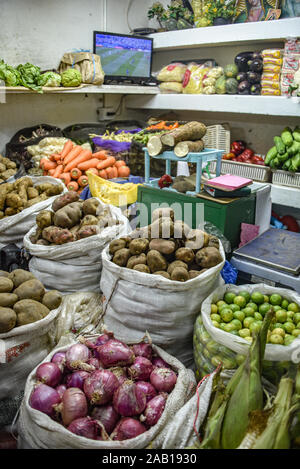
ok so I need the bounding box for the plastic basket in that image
[209,159,271,182]
[203,124,231,153]
[271,169,300,188]
[87,171,140,206]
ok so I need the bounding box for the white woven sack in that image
[0,305,60,400]
[17,337,196,449]
[202,283,300,363]
[0,176,67,247]
[100,242,225,368]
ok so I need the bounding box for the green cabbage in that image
[38,71,61,87]
[16,62,42,92]
[0,59,21,86]
[61,68,82,87]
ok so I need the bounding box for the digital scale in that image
[231,228,300,292]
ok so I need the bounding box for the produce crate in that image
[208,159,271,183]
[271,169,300,188]
[202,124,231,153]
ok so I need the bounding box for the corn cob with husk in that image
[198,308,274,449]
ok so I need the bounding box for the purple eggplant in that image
[236,72,247,83]
[247,71,261,84]
[250,83,261,95]
[252,51,263,61]
[234,52,253,72]
[249,59,263,73]
[238,81,250,95]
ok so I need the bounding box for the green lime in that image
[244,337,253,343]
[250,321,262,335]
[233,310,245,322]
[254,312,263,321]
[294,313,300,324]
[281,299,289,310]
[276,310,287,323]
[212,321,220,328]
[259,303,271,316]
[234,296,247,308]
[231,319,242,331]
[244,317,255,329]
[229,304,240,312]
[206,341,220,355]
[211,304,218,314]
[242,307,255,317]
[270,334,284,345]
[220,308,234,323]
[273,305,282,312]
[211,313,221,323]
[219,322,227,330]
[246,302,258,312]
[284,335,295,346]
[288,302,300,313]
[239,328,250,338]
[292,329,300,337]
[223,323,236,333]
[251,292,265,305]
[270,294,283,306]
[224,292,236,304]
[217,300,226,308]
[264,295,270,303]
[286,311,294,322]
[283,322,295,334]
[230,330,239,336]
[272,327,285,337]
[272,322,285,330]
[239,291,251,303]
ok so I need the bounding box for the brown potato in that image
[113,248,131,267]
[14,279,45,302]
[52,191,80,212]
[149,218,174,239]
[25,193,48,208]
[109,239,127,255]
[129,238,149,256]
[42,226,74,244]
[126,253,147,269]
[36,210,54,230]
[14,299,49,326]
[76,225,99,239]
[195,247,223,268]
[171,267,189,282]
[8,269,35,288]
[0,277,14,293]
[185,229,210,250]
[152,207,175,223]
[153,271,171,280]
[82,198,102,216]
[0,293,18,307]
[146,250,168,273]
[42,290,62,310]
[173,220,191,241]
[0,307,17,333]
[27,187,39,199]
[36,239,50,246]
[167,260,188,276]
[133,264,150,273]
[120,236,132,247]
[207,235,220,250]
[35,183,63,197]
[149,239,176,256]
[54,202,83,229]
[5,193,23,209]
[80,215,99,228]
[175,247,195,265]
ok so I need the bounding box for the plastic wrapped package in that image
[262,64,281,74]
[261,72,280,82]
[159,82,183,93]
[262,49,283,59]
[157,63,187,83]
[284,38,300,55]
[282,54,300,73]
[261,88,281,96]
[261,80,280,89]
[262,57,283,66]
[182,65,211,94]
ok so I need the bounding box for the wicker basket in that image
[209,159,271,182]
[271,169,300,188]
[203,124,230,153]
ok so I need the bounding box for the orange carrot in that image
[114,160,126,168]
[67,181,79,192]
[63,145,82,165]
[96,157,116,170]
[77,158,100,171]
[78,175,89,187]
[70,168,82,180]
[59,172,72,186]
[48,169,56,176]
[86,167,98,175]
[40,159,57,171]
[105,167,114,179]
[53,164,64,179]
[61,140,73,159]
[64,150,93,173]
[99,169,108,179]
[53,154,62,162]
[43,170,48,176]
[92,150,110,160]
[118,165,130,177]
[49,154,56,162]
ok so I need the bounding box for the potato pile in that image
[0,269,62,333]
[109,208,223,282]
[0,154,18,183]
[30,191,121,246]
[0,177,63,220]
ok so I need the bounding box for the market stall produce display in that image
[265,126,300,172]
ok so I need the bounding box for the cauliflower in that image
[208,67,224,79]
[203,85,215,95]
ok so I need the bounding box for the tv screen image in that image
[93,32,153,80]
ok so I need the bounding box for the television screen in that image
[93,31,153,81]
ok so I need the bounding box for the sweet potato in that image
[82,198,102,216]
[42,226,75,244]
[0,277,14,293]
[146,250,168,273]
[195,247,222,268]
[109,239,126,255]
[8,269,35,288]
[52,191,80,212]
[54,202,83,228]
[175,247,195,264]
[149,239,176,256]
[0,307,17,333]
[113,248,131,267]
[167,260,188,276]
[14,279,45,302]
[126,253,147,269]
[0,293,18,307]
[42,290,62,310]
[14,299,50,326]
[129,238,149,256]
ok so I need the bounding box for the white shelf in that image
[1,84,160,95]
[149,18,300,50]
[253,182,300,208]
[126,94,300,117]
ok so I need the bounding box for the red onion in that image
[95,333,114,346]
[140,393,168,427]
[67,417,98,440]
[97,339,135,367]
[91,404,120,434]
[35,362,62,387]
[109,366,127,386]
[135,381,157,403]
[152,357,171,369]
[132,343,152,361]
[58,387,88,426]
[83,369,119,405]
[88,358,102,369]
[30,384,61,417]
[128,357,153,381]
[51,352,66,371]
[66,371,90,390]
[113,380,146,417]
[150,367,177,393]
[111,417,146,441]
[65,344,93,371]
[55,384,67,399]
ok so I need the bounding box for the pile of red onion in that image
[29,333,177,442]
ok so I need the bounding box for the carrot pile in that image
[40,140,131,193]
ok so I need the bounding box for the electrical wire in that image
[126,0,134,33]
